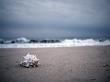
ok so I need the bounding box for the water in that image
[0,37,110,48]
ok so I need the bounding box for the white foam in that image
[0,39,110,48]
[16,37,30,43]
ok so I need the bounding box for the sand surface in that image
[0,46,110,82]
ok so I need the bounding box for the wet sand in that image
[0,46,110,82]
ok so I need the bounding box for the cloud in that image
[0,0,109,26]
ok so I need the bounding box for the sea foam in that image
[0,38,110,48]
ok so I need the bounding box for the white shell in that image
[20,53,40,68]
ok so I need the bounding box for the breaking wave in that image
[0,37,110,48]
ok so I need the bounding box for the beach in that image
[0,46,110,82]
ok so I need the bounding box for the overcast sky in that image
[0,0,110,39]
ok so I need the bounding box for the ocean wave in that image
[0,37,60,44]
[0,38,110,48]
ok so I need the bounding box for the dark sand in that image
[0,46,110,82]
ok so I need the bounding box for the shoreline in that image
[0,45,110,49]
[0,44,110,48]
